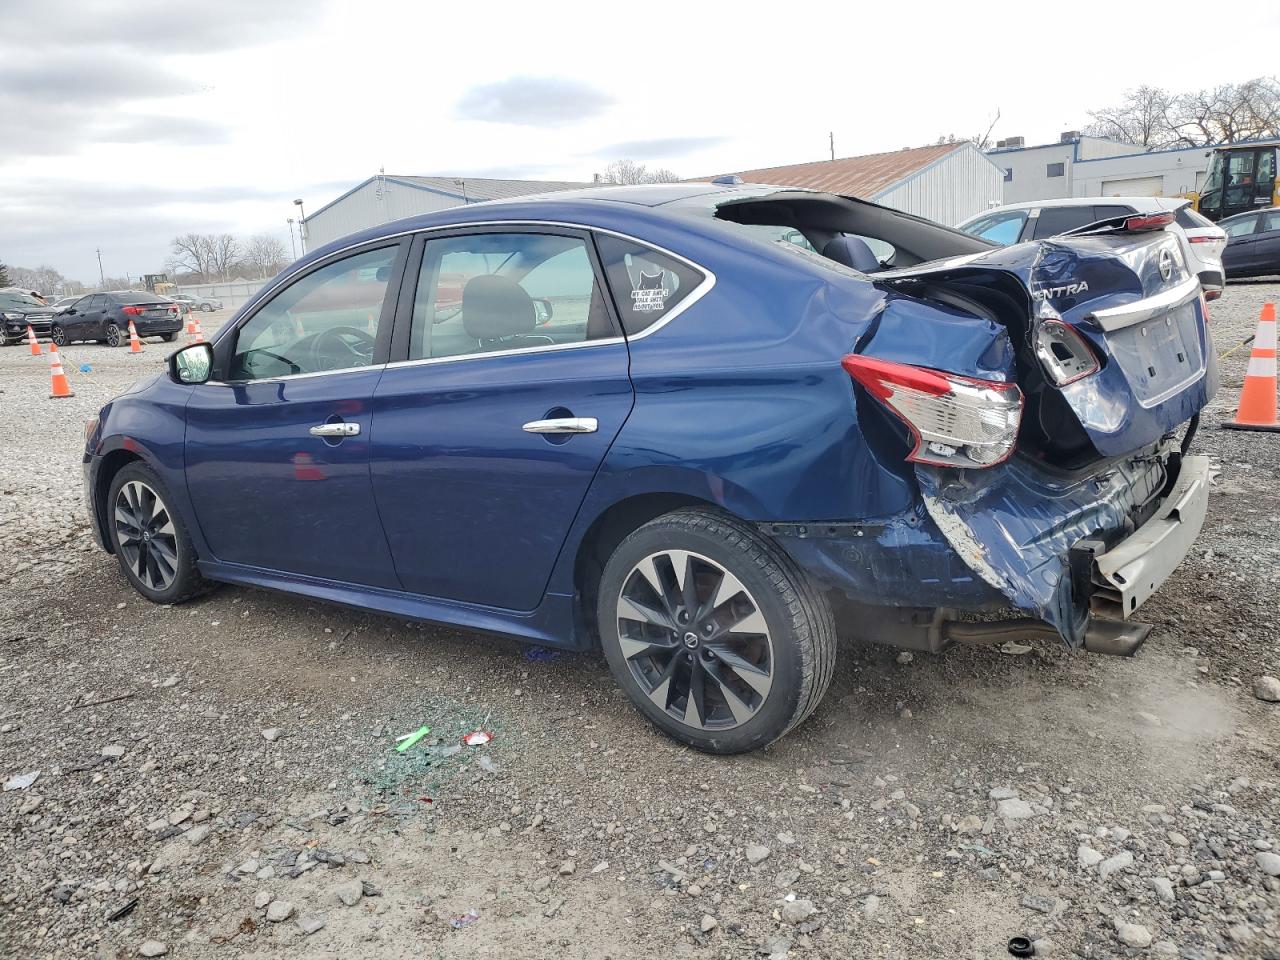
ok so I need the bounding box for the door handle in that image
[309,422,360,437]
[522,417,598,435]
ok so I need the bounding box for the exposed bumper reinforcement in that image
[1089,454,1210,619]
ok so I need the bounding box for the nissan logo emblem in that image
[1158,248,1175,282]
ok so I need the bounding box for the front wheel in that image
[597,508,836,754]
[104,323,123,347]
[50,324,67,347]
[200,304,214,312]
[106,463,210,604]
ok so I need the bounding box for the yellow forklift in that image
[1195,140,1280,221]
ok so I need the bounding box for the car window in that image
[115,291,160,304]
[1174,206,1216,230]
[1223,216,1259,238]
[80,295,103,310]
[961,210,1028,246]
[595,234,707,337]
[1094,205,1135,222]
[409,233,611,361]
[0,291,43,309]
[229,246,396,381]
[1033,206,1105,239]
[1262,211,1280,233]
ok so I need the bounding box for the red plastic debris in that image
[462,731,493,747]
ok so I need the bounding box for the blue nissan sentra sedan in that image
[84,182,1216,753]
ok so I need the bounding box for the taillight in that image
[1122,212,1175,232]
[122,305,144,316]
[1188,235,1217,244]
[1034,319,1100,386]
[842,355,1022,469]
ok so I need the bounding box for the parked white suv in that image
[958,197,1227,299]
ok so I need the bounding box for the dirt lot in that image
[1,292,1278,960]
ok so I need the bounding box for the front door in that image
[184,243,407,588]
[371,228,633,611]
[66,294,106,340]
[1222,214,1262,275]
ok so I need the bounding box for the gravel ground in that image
[1,290,1278,960]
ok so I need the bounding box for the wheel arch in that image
[571,492,721,649]
[91,448,147,554]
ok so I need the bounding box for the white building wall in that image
[304,179,462,250]
[989,137,1136,204]
[1070,146,1212,199]
[874,144,1005,226]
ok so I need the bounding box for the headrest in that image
[822,235,882,273]
[461,275,534,340]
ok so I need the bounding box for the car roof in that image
[964,196,1188,220]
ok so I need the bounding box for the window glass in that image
[1174,206,1215,229]
[1033,206,1104,239]
[1003,167,1013,182]
[115,290,163,304]
[960,210,1027,246]
[0,291,43,308]
[1093,205,1134,222]
[1223,216,1259,238]
[1046,162,1065,178]
[1262,210,1280,233]
[595,234,707,336]
[410,233,610,361]
[81,295,104,310]
[230,246,395,380]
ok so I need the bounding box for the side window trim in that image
[592,231,716,342]
[209,238,409,383]
[388,224,623,367]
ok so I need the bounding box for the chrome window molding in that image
[212,220,718,364]
[206,363,387,386]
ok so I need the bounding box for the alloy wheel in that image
[616,550,774,730]
[113,480,179,591]
[51,325,66,347]
[105,324,122,347]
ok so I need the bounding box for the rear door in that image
[370,227,633,611]
[1222,214,1262,273]
[183,242,407,587]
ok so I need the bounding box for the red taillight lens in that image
[842,355,1023,469]
[1122,212,1175,232]
[1188,235,1216,243]
[122,305,144,316]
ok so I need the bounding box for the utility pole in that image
[286,219,298,259]
[96,248,106,290]
[829,132,835,161]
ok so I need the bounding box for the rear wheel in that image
[106,463,210,604]
[597,508,835,754]
[104,323,123,347]
[200,303,214,312]
[50,324,67,347]
[160,332,178,342]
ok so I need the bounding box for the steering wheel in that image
[310,325,376,371]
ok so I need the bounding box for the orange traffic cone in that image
[127,320,144,353]
[1224,302,1278,432]
[26,324,42,356]
[190,319,205,344]
[49,344,75,399]
[185,312,198,335]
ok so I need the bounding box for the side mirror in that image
[169,342,214,385]
[533,298,554,325]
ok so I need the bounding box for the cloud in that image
[592,136,731,160]
[98,116,231,147]
[2,0,318,52]
[455,76,614,126]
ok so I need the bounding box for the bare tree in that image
[170,233,213,281]
[7,264,67,296]
[597,159,680,184]
[241,234,289,278]
[1087,77,1280,148]
[206,234,240,281]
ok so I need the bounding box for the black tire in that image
[200,303,214,312]
[105,323,123,347]
[106,462,211,604]
[50,324,67,347]
[160,332,178,342]
[596,508,835,754]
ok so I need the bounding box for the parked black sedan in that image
[1221,208,1280,279]
[0,288,56,345]
[52,291,182,347]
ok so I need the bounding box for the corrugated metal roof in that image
[697,143,967,197]
[391,176,594,201]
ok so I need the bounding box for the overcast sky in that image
[2,0,1275,283]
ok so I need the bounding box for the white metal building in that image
[705,142,1006,226]
[1070,144,1213,199]
[301,175,594,250]
[986,133,1137,204]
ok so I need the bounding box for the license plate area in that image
[1103,300,1204,408]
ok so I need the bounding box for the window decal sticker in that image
[631,269,670,313]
